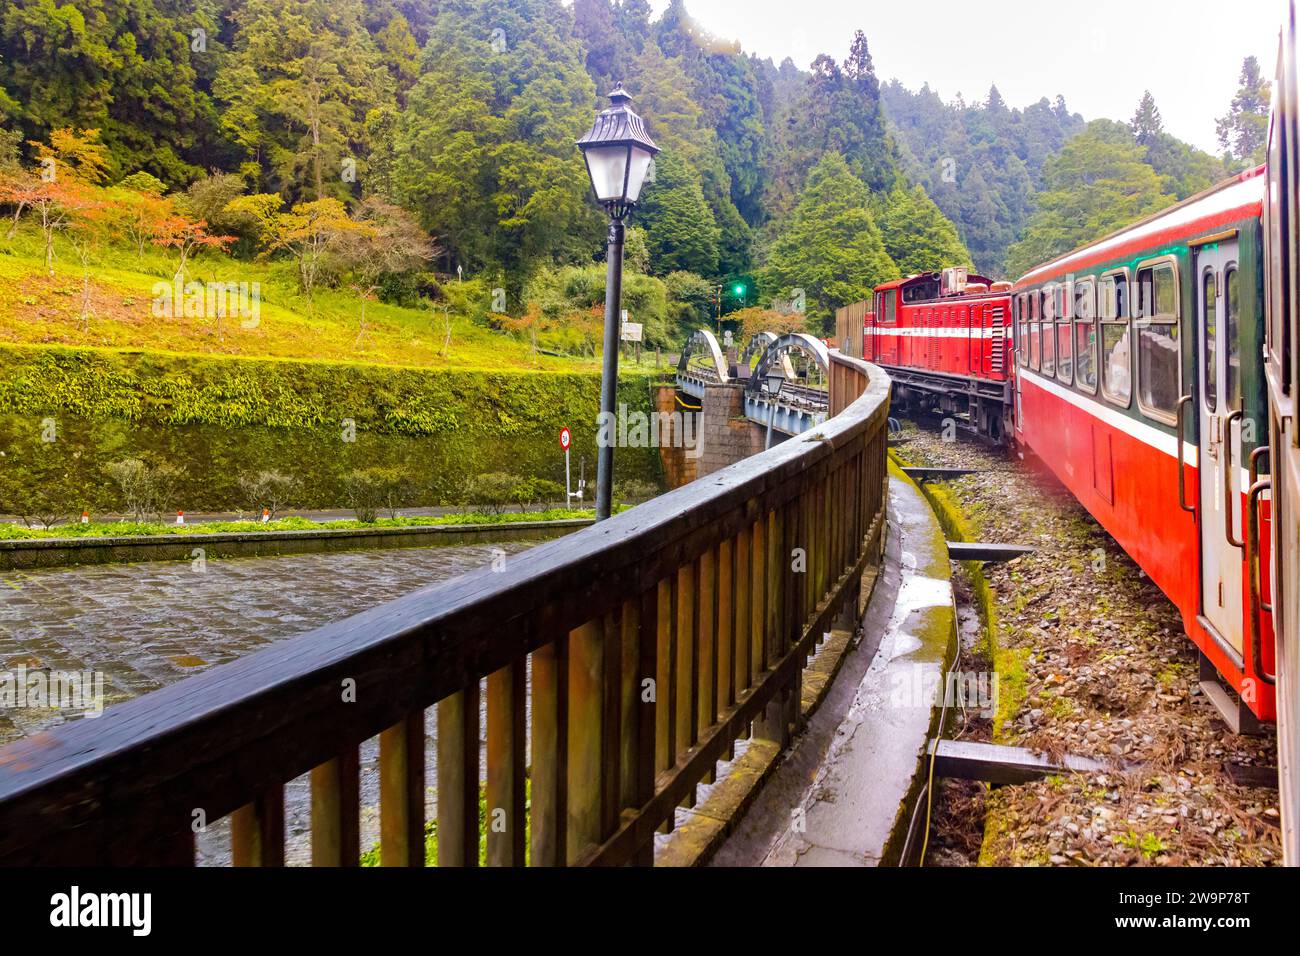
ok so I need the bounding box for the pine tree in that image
[1216,56,1271,166]
[1131,92,1164,146]
[213,0,395,201]
[392,0,599,282]
[762,152,899,329]
[877,184,972,275]
[635,152,720,276]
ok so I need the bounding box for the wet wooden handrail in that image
[0,353,891,866]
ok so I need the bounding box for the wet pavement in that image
[0,543,540,745]
[712,467,956,866]
[0,541,541,865]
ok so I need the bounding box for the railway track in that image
[893,419,1283,866]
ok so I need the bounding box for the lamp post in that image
[764,367,785,450]
[577,84,659,522]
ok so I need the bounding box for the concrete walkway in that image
[711,466,956,866]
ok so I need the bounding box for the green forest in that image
[0,0,1273,339]
[0,0,1276,517]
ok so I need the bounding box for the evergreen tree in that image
[654,0,767,223]
[877,184,972,275]
[573,0,633,94]
[1131,91,1163,146]
[762,152,898,329]
[1216,56,1271,166]
[392,0,599,282]
[629,42,750,275]
[0,0,223,185]
[1006,120,1175,278]
[636,151,720,276]
[213,0,394,201]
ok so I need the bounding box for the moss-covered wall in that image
[0,345,663,512]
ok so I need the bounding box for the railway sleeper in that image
[927,739,1112,787]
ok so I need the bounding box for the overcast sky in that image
[646,0,1285,154]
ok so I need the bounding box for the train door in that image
[1196,239,1245,654]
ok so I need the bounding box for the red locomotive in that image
[864,268,1015,443]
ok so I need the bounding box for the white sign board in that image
[621,321,643,343]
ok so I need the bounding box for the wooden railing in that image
[0,353,890,866]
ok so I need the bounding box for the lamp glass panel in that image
[583,145,630,203]
[624,147,656,203]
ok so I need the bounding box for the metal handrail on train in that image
[1250,446,1274,615]
[1177,395,1195,513]
[1225,409,1245,549]
[1248,475,1277,686]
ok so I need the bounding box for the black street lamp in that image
[577,84,659,521]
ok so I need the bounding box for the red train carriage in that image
[865,268,1015,442]
[1011,168,1276,730]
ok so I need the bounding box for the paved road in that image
[0,542,538,746]
[0,541,544,865]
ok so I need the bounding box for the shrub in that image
[613,478,659,506]
[461,472,526,516]
[341,469,387,523]
[106,457,185,522]
[238,470,297,519]
[341,467,418,522]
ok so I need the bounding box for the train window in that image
[1135,262,1177,321]
[1203,268,1218,413]
[1056,318,1073,384]
[1074,278,1097,392]
[1041,286,1056,376]
[1134,259,1181,424]
[1225,266,1241,410]
[881,292,896,325]
[1016,294,1028,367]
[1074,279,1095,321]
[1029,291,1040,370]
[1100,270,1129,320]
[1101,274,1132,410]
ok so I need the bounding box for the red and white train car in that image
[865,269,1016,442]
[1011,168,1276,729]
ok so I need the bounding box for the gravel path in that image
[894,421,1282,866]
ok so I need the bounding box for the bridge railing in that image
[0,353,890,867]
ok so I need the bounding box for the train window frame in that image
[1225,263,1242,412]
[1099,268,1132,408]
[1133,255,1181,427]
[1073,276,1098,393]
[1056,281,1073,385]
[1029,289,1041,371]
[1016,293,1029,367]
[1041,285,1057,376]
[1099,267,1130,322]
[879,291,897,325]
[1202,265,1218,414]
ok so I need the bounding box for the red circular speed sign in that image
[559,427,571,451]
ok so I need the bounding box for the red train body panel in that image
[864,270,1015,442]
[855,171,1279,727]
[1010,169,1274,723]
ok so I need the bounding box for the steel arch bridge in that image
[675,328,729,401]
[673,328,830,436]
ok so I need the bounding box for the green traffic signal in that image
[734,284,745,296]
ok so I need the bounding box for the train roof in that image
[875,271,995,293]
[1014,166,1266,289]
